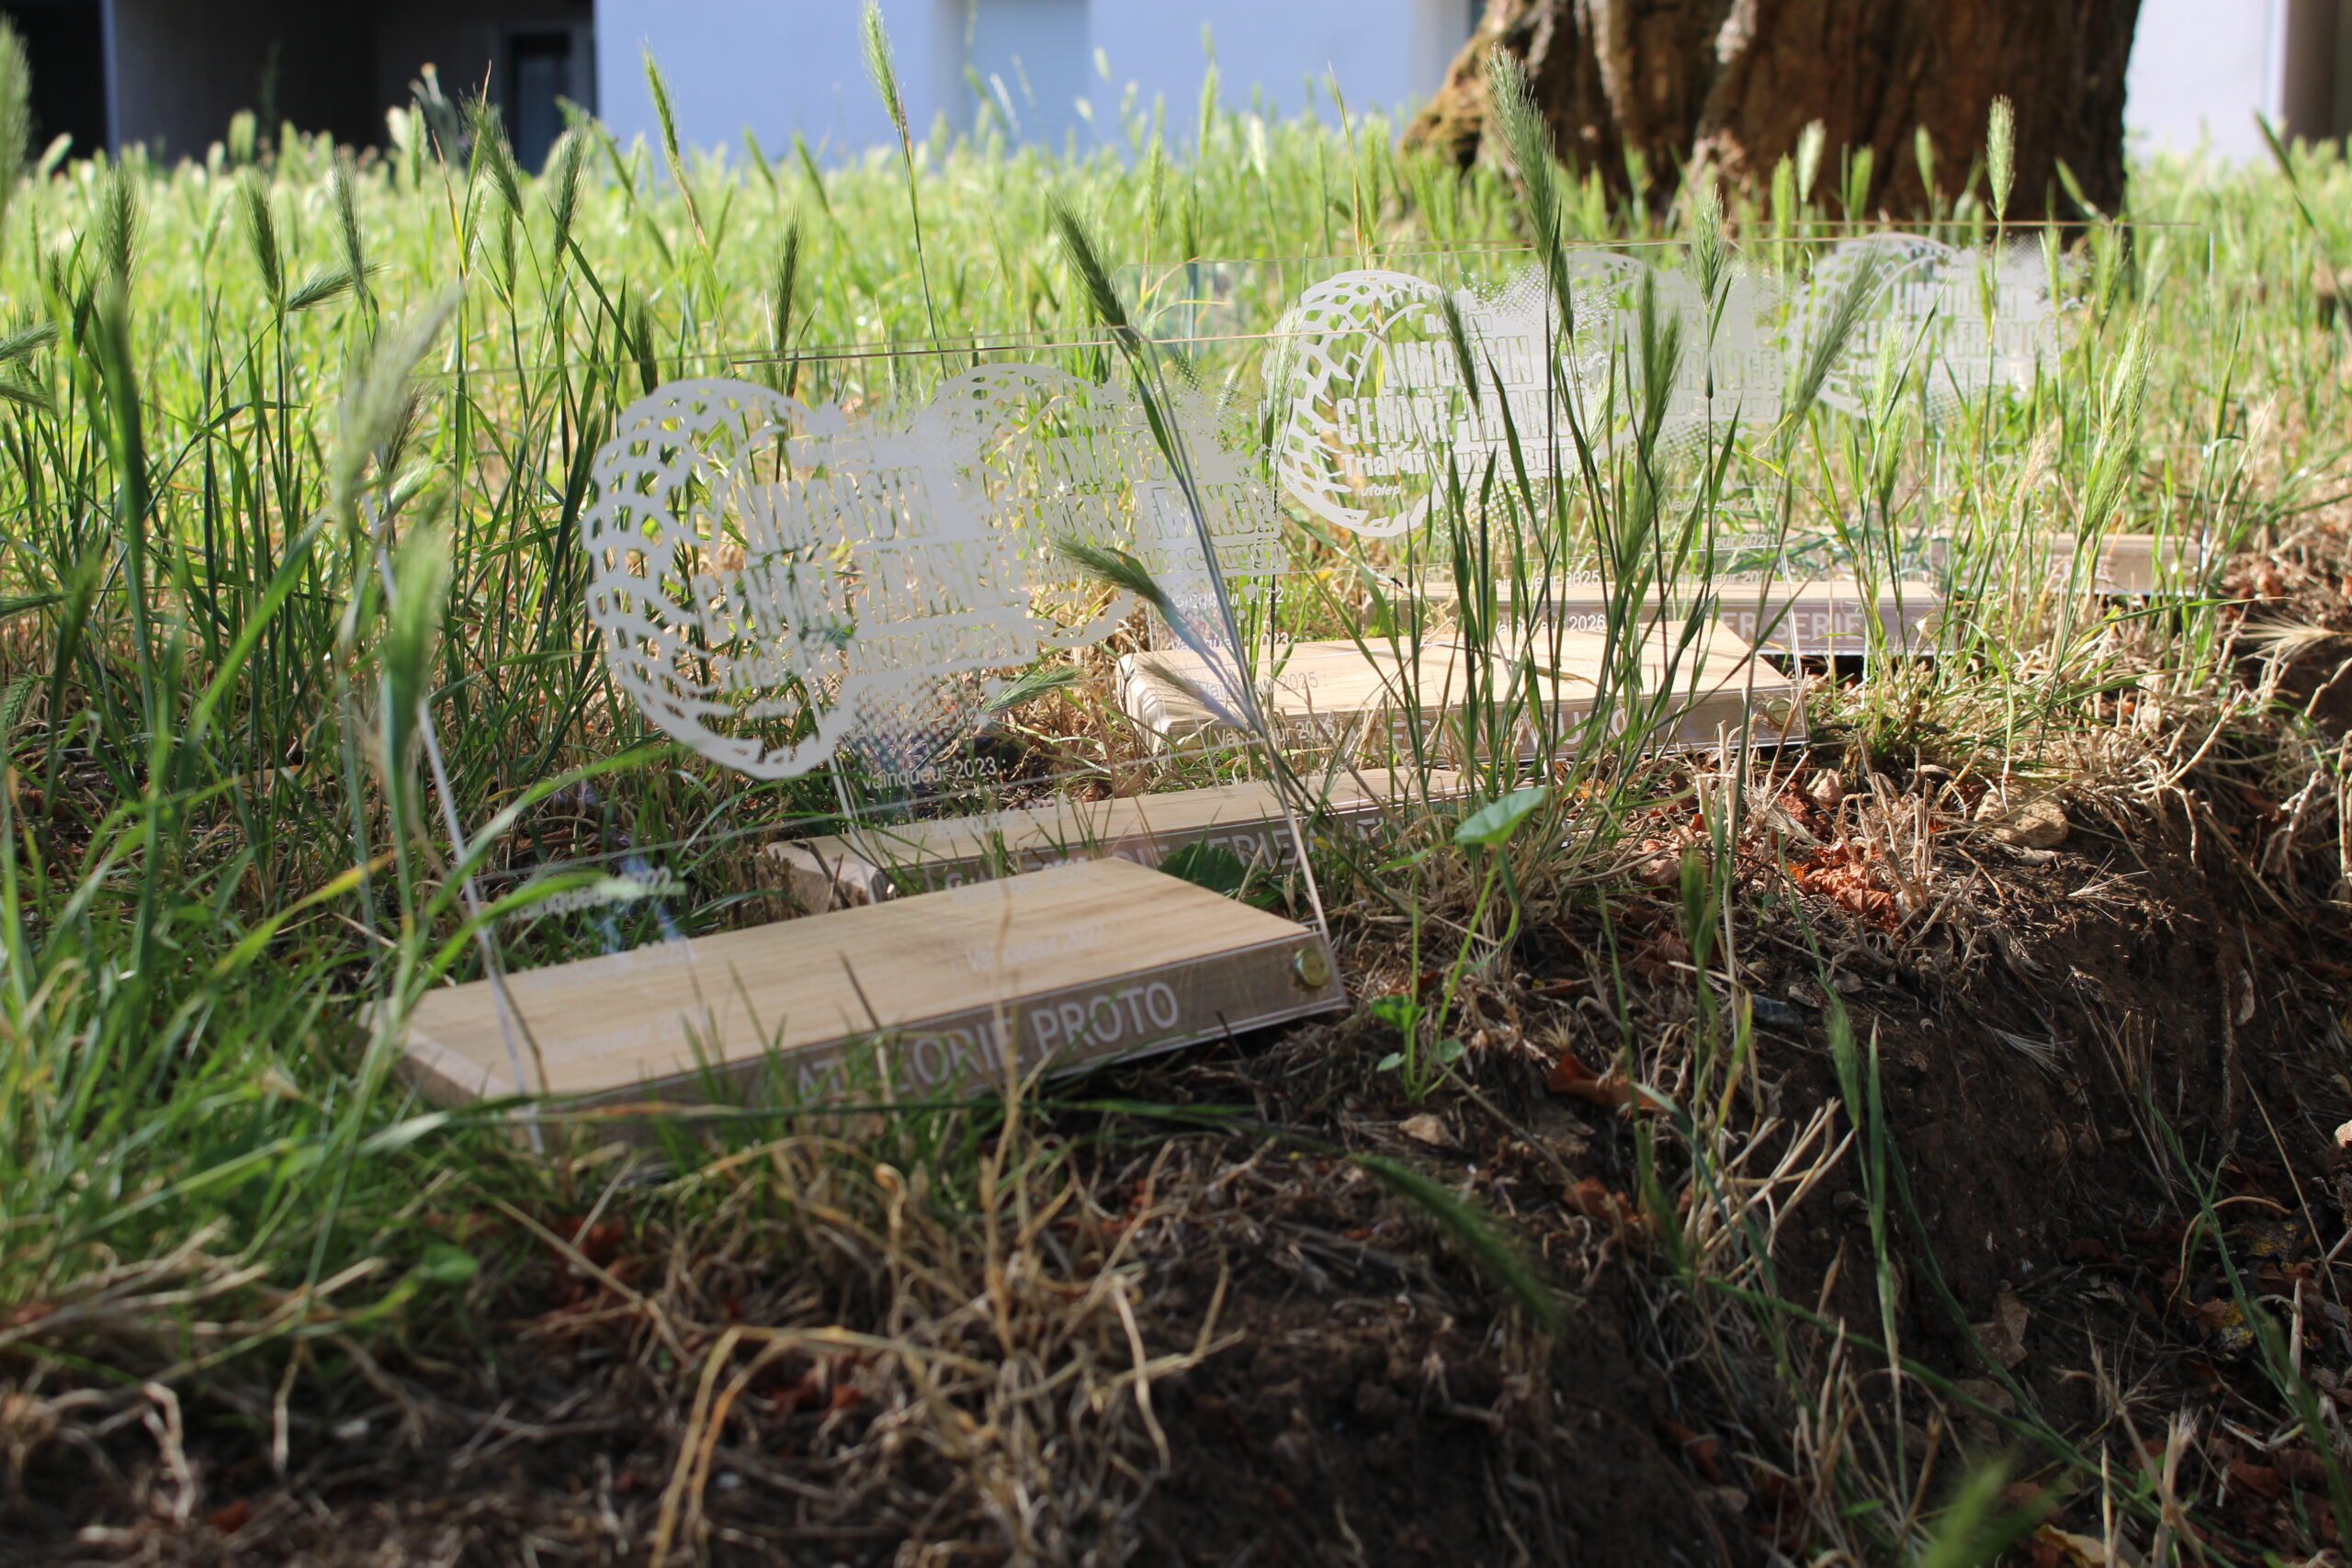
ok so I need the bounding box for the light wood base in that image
[2085,534,2199,595]
[1712,578,1940,657]
[399,859,1345,1115]
[1917,533,2199,596]
[1456,574,1943,657]
[1414,532,2203,645]
[1118,630,1806,754]
[771,767,1454,911]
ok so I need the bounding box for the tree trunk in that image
[1408,0,2144,220]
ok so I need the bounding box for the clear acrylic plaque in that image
[398,327,1350,1130]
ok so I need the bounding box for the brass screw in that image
[1291,944,1332,990]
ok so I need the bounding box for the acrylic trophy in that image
[393,333,1345,1124]
[1114,225,2197,730]
[1110,243,1815,776]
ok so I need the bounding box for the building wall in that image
[370,0,594,167]
[372,1,592,135]
[598,0,958,158]
[96,0,2346,168]
[110,0,376,155]
[0,1,111,156]
[597,0,1472,160]
[102,0,591,162]
[1089,0,1435,126]
[2124,0,2352,158]
[938,0,1092,146]
[2124,0,2283,159]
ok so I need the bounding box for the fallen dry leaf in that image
[1584,1071,1637,1110]
[1952,1377,2015,1416]
[2274,1448,2335,1488]
[1629,928,1693,980]
[1399,1113,1448,1146]
[1792,841,1902,929]
[1653,1417,1724,1483]
[1634,852,1679,887]
[2227,1458,2284,1502]
[1565,1179,1639,1228]
[2029,1523,2146,1568]
[1546,1049,1600,1092]
[1548,1050,1636,1110]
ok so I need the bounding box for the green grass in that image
[0,18,2347,1557]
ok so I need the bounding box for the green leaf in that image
[985,661,1081,714]
[381,519,453,781]
[1159,840,1249,897]
[1374,1051,1405,1072]
[357,1111,454,1156]
[1453,784,1548,851]
[287,265,361,312]
[414,1242,479,1289]
[0,318,56,365]
[1369,993,1419,1033]
[0,373,54,415]
[1984,96,2016,222]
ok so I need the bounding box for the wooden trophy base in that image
[1919,532,2198,597]
[772,766,1455,911]
[398,859,1345,1118]
[2081,534,2197,595]
[1118,628,1807,754]
[1709,577,1941,657]
[1461,573,1945,658]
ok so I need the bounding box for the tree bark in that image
[1408,0,2144,220]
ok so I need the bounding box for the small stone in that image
[1973,1291,2031,1369]
[1271,1427,1318,1487]
[1992,796,2069,850]
[1952,1376,2015,1416]
[1353,1382,1400,1425]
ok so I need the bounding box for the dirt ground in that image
[6,520,2351,1566]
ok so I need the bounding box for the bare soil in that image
[7,524,2352,1566]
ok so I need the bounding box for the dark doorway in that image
[506,28,574,172]
[1,0,108,158]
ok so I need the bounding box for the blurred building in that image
[0,0,595,168]
[602,0,2352,167]
[0,0,2345,169]
[2129,0,2352,159]
[591,0,1484,160]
